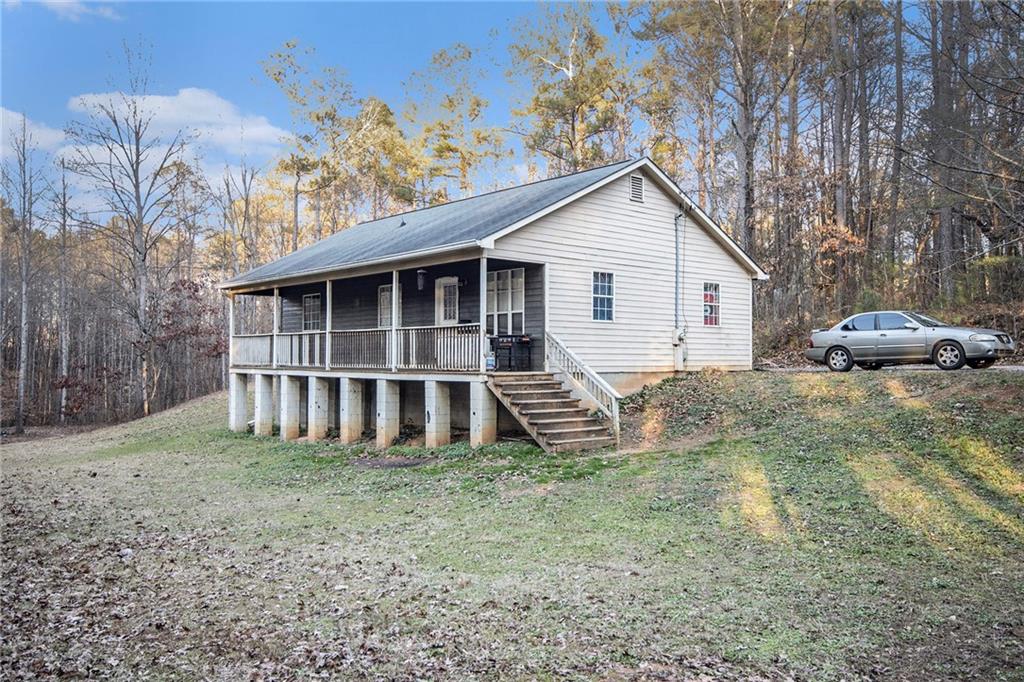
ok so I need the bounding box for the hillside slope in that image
[3,371,1023,680]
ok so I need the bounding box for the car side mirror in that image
[904,322,921,330]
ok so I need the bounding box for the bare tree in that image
[65,47,192,417]
[2,115,45,433]
[53,159,73,424]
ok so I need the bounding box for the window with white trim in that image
[703,282,720,326]
[377,284,402,328]
[302,294,322,331]
[629,174,644,202]
[486,268,524,335]
[592,272,614,321]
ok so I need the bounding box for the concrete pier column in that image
[338,377,364,444]
[307,377,330,440]
[424,380,451,448]
[470,381,497,447]
[228,373,249,432]
[376,379,400,448]
[280,375,302,441]
[253,374,274,436]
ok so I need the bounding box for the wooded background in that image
[3,0,1023,430]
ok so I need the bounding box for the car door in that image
[875,312,928,361]
[837,313,878,361]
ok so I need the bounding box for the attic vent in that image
[629,174,645,203]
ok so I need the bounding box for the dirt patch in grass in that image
[620,371,724,448]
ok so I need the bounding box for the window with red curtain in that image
[703,283,720,326]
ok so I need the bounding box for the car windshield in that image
[905,312,947,327]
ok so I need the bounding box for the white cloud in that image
[512,162,531,184]
[37,0,121,22]
[0,108,65,160]
[68,87,289,158]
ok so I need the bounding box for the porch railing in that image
[275,331,327,368]
[397,324,480,371]
[231,325,484,372]
[330,329,391,369]
[231,333,274,367]
[544,331,621,443]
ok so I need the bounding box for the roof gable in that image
[484,158,767,280]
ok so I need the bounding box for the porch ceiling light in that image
[417,269,428,291]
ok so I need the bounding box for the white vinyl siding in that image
[681,216,753,370]
[491,169,754,374]
[491,170,679,374]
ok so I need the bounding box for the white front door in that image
[434,277,459,326]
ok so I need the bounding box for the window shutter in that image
[629,174,644,203]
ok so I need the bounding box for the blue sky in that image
[0,0,590,175]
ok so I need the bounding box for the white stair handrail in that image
[544,332,621,442]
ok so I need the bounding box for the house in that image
[220,157,768,452]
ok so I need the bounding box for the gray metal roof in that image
[223,159,636,288]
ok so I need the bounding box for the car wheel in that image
[933,341,966,370]
[967,359,995,369]
[826,346,854,372]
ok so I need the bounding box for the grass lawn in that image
[3,370,1023,679]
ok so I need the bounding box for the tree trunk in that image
[887,0,905,273]
[855,8,872,253]
[58,165,71,424]
[933,0,955,300]
[292,172,301,252]
[16,223,30,433]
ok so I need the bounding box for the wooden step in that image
[548,435,616,452]
[485,372,616,454]
[502,389,572,398]
[520,407,589,416]
[529,416,601,428]
[510,398,581,411]
[492,380,563,391]
[538,425,610,437]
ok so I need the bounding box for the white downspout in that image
[674,209,688,369]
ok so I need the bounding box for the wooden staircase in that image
[487,371,617,453]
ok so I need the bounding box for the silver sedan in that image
[805,311,1016,371]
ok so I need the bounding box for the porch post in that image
[376,379,400,448]
[280,375,301,441]
[542,264,550,372]
[470,380,497,447]
[253,373,274,436]
[479,255,488,373]
[307,376,330,440]
[338,376,364,444]
[228,372,249,432]
[324,279,332,370]
[424,380,450,448]
[272,287,280,369]
[228,293,235,368]
[390,269,399,372]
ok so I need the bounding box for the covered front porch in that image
[228,256,544,374]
